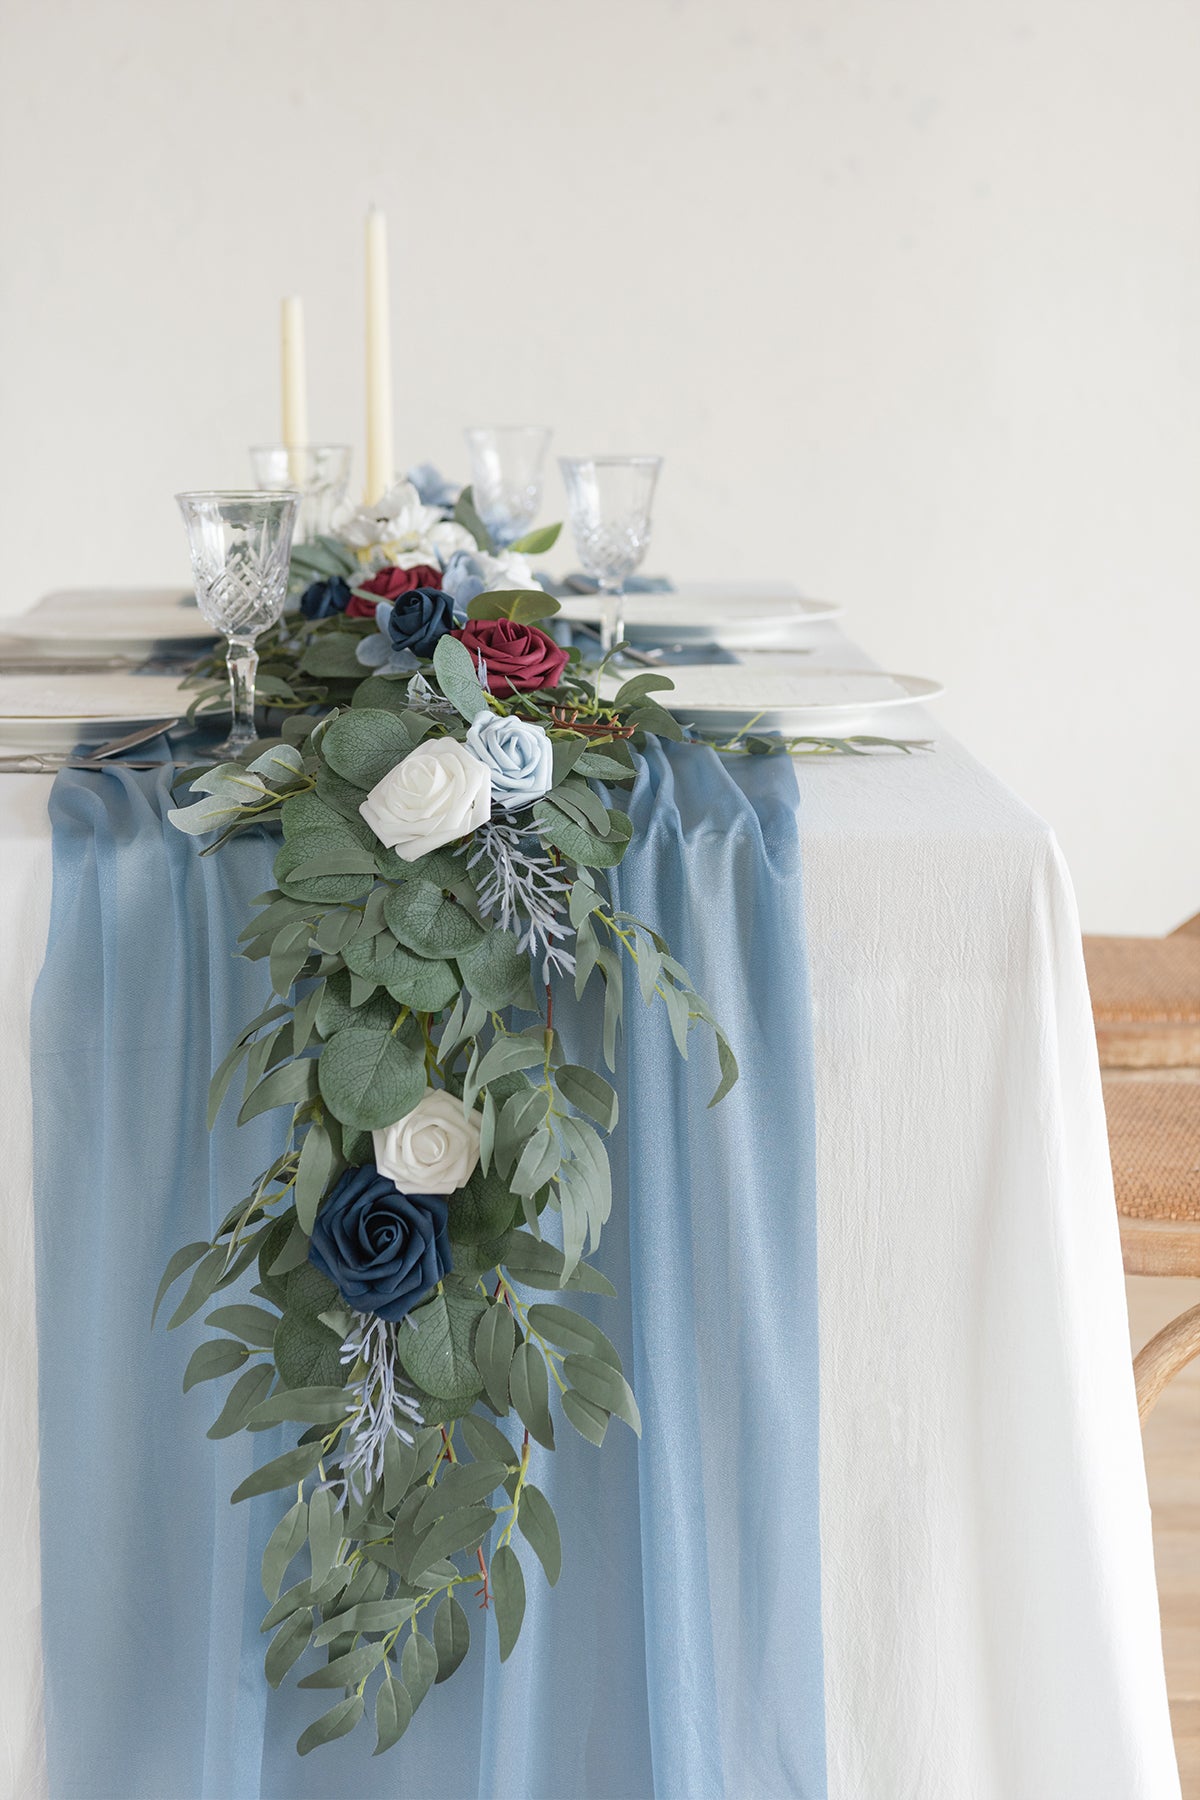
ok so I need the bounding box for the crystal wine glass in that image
[465,426,552,547]
[558,455,662,655]
[175,490,299,756]
[249,444,351,543]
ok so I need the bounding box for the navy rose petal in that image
[308,1163,452,1323]
[299,576,351,621]
[385,586,457,659]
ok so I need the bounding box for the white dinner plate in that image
[555,582,842,647]
[655,662,943,734]
[0,671,192,751]
[8,588,214,657]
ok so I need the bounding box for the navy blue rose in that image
[308,1163,452,1322]
[385,585,457,658]
[300,576,351,621]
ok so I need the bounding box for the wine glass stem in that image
[599,581,624,658]
[226,638,259,751]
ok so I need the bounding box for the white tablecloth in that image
[0,630,1181,1798]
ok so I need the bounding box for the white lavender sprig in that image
[337,1315,424,1503]
[467,818,576,984]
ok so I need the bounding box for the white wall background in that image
[1,0,1197,932]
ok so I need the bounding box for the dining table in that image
[0,589,1182,1799]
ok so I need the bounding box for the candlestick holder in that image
[176,489,298,756]
[249,444,351,543]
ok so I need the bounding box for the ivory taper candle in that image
[364,208,394,505]
[280,297,308,482]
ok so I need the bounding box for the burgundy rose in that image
[346,563,444,620]
[451,618,569,696]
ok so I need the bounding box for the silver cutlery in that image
[0,756,189,775]
[0,718,182,774]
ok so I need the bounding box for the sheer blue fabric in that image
[33,740,825,1799]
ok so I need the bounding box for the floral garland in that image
[157,473,736,1758]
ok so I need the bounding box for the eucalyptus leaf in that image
[433,1593,471,1681]
[314,1598,414,1646]
[509,1341,554,1449]
[183,1337,248,1392]
[318,1025,425,1131]
[491,1544,526,1661]
[516,1483,562,1586]
[554,1063,618,1132]
[457,929,536,1010]
[396,1288,486,1403]
[415,1459,508,1529]
[406,1505,495,1583]
[384,879,485,958]
[374,1676,414,1755]
[208,1362,275,1439]
[322,708,416,790]
[534,801,633,869]
[316,968,397,1039]
[383,1429,417,1509]
[507,522,563,555]
[562,1389,610,1447]
[237,1055,318,1126]
[526,1304,622,1370]
[265,1607,313,1688]
[459,1413,518,1466]
[231,1440,323,1504]
[166,1245,229,1329]
[432,633,488,723]
[473,1301,517,1414]
[453,484,494,553]
[295,1119,338,1234]
[273,1313,346,1391]
[297,1640,386,1689]
[152,1240,210,1325]
[262,1498,308,1602]
[400,1628,439,1710]
[206,1303,279,1348]
[297,1694,365,1754]
[562,1353,641,1435]
[248,1385,353,1427]
[308,1487,341,1589]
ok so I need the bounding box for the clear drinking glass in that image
[559,454,662,655]
[464,426,552,547]
[249,444,351,543]
[175,490,299,756]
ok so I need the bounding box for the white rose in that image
[359,737,491,860]
[374,1087,481,1194]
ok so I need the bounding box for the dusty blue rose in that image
[464,709,553,808]
[407,462,461,511]
[385,586,457,658]
[440,549,489,608]
[308,1163,452,1323]
[299,576,351,620]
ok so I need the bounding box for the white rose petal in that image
[359,737,492,861]
[373,1087,482,1194]
[429,520,477,563]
